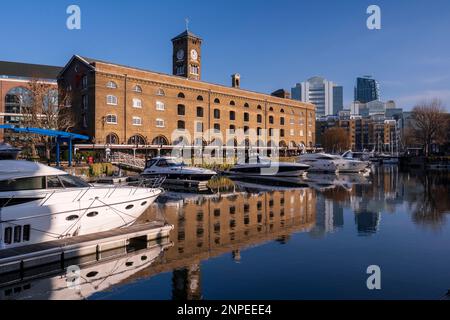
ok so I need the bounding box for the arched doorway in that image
[152,135,169,146]
[106,133,119,144]
[128,135,146,146]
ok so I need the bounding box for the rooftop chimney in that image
[231,73,240,88]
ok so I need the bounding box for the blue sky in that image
[1,0,449,110]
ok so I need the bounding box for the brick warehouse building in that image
[0,61,61,141]
[58,30,316,155]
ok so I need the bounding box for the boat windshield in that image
[156,159,185,168]
[0,174,90,192]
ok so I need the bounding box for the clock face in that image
[191,49,198,61]
[177,49,185,60]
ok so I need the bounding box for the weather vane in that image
[185,18,190,31]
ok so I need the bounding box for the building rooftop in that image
[171,30,202,41]
[0,61,62,80]
[65,55,314,109]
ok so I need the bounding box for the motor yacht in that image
[228,155,310,178]
[141,157,217,181]
[298,152,370,174]
[0,160,163,250]
[297,153,342,173]
[340,151,371,173]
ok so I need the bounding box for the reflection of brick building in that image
[58,30,316,151]
[142,189,316,264]
[0,61,61,141]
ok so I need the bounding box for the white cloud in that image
[396,89,450,110]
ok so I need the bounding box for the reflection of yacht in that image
[229,156,310,177]
[0,161,163,249]
[304,173,370,191]
[142,157,217,181]
[0,143,21,160]
[0,241,171,300]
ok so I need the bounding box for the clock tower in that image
[172,30,202,80]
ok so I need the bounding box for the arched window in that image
[107,95,118,105]
[214,98,220,104]
[5,87,33,114]
[128,135,146,145]
[197,95,204,101]
[157,88,165,96]
[230,100,235,106]
[133,85,143,93]
[106,133,119,144]
[106,114,117,124]
[244,103,250,108]
[280,108,285,113]
[106,81,118,89]
[257,127,262,136]
[178,92,185,99]
[257,105,262,110]
[269,107,274,112]
[177,120,186,130]
[152,135,169,146]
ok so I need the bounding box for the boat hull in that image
[0,187,163,250]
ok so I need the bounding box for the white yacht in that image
[340,151,371,173]
[142,157,217,181]
[298,152,369,173]
[228,156,310,178]
[297,153,342,173]
[0,161,163,250]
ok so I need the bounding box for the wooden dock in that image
[0,222,174,277]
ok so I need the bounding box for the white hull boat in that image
[0,161,163,250]
[142,157,217,181]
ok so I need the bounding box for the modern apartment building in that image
[291,77,343,118]
[354,76,380,103]
[316,112,400,152]
[0,61,61,141]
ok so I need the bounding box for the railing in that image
[110,152,146,170]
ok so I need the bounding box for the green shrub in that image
[207,177,235,192]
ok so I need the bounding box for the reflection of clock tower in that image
[172,30,202,80]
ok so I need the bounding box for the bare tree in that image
[18,78,75,160]
[411,99,448,156]
[322,127,350,153]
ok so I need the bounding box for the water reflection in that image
[1,167,449,300]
